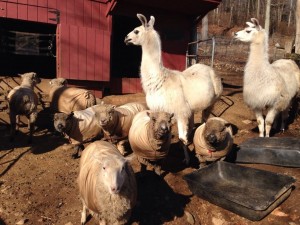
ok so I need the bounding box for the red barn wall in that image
[0,0,111,85]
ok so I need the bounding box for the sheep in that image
[7,72,41,143]
[193,117,233,168]
[124,14,223,164]
[49,78,96,114]
[128,110,174,175]
[94,101,148,155]
[53,104,104,157]
[234,18,300,137]
[78,140,137,225]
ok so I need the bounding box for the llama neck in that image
[140,31,167,93]
[246,32,270,69]
[141,31,163,77]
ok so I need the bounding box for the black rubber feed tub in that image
[236,137,300,167]
[184,161,296,221]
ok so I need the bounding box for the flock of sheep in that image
[5,14,300,224]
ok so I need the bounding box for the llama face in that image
[124,14,155,46]
[234,18,263,43]
[124,25,146,46]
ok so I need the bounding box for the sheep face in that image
[234,18,263,43]
[203,118,230,151]
[101,158,128,195]
[124,14,155,46]
[53,112,73,133]
[147,111,174,140]
[49,78,67,87]
[20,72,41,85]
[94,104,116,128]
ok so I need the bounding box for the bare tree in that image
[202,15,208,40]
[265,0,271,34]
[295,0,300,54]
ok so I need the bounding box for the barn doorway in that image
[111,15,141,79]
[0,18,56,78]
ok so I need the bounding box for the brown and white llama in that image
[124,14,223,164]
[234,18,300,137]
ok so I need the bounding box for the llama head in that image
[124,13,156,46]
[234,18,265,43]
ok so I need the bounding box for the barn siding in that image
[1,0,111,83]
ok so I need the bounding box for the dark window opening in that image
[0,18,56,78]
[111,15,141,78]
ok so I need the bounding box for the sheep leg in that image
[254,110,265,137]
[81,203,87,225]
[265,109,278,137]
[177,119,190,165]
[9,113,16,142]
[28,113,37,144]
[16,115,20,132]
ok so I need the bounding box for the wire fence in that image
[193,36,293,72]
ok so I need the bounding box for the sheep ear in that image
[170,113,174,120]
[67,112,74,120]
[137,13,147,27]
[18,73,23,77]
[63,79,68,85]
[148,16,155,28]
[146,111,151,117]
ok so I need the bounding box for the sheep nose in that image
[160,123,167,131]
[207,134,216,143]
[57,124,63,129]
[111,186,119,194]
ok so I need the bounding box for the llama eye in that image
[134,30,139,35]
[246,30,251,33]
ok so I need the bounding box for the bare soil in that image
[1,70,300,225]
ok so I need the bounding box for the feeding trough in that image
[236,137,300,167]
[184,161,296,221]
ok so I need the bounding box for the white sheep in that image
[77,140,137,225]
[129,110,174,175]
[53,104,104,157]
[234,18,300,137]
[49,78,96,114]
[193,117,233,167]
[124,14,223,164]
[7,72,41,143]
[94,101,148,155]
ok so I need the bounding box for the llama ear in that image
[148,16,155,28]
[251,18,260,28]
[246,22,255,28]
[137,14,147,27]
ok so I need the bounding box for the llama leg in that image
[254,110,264,137]
[280,108,289,132]
[177,118,190,165]
[81,203,87,225]
[265,109,278,137]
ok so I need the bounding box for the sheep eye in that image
[134,30,139,35]
[246,30,251,33]
[102,166,106,170]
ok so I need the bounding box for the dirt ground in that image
[0,70,300,225]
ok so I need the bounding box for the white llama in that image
[124,14,223,164]
[235,18,300,137]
